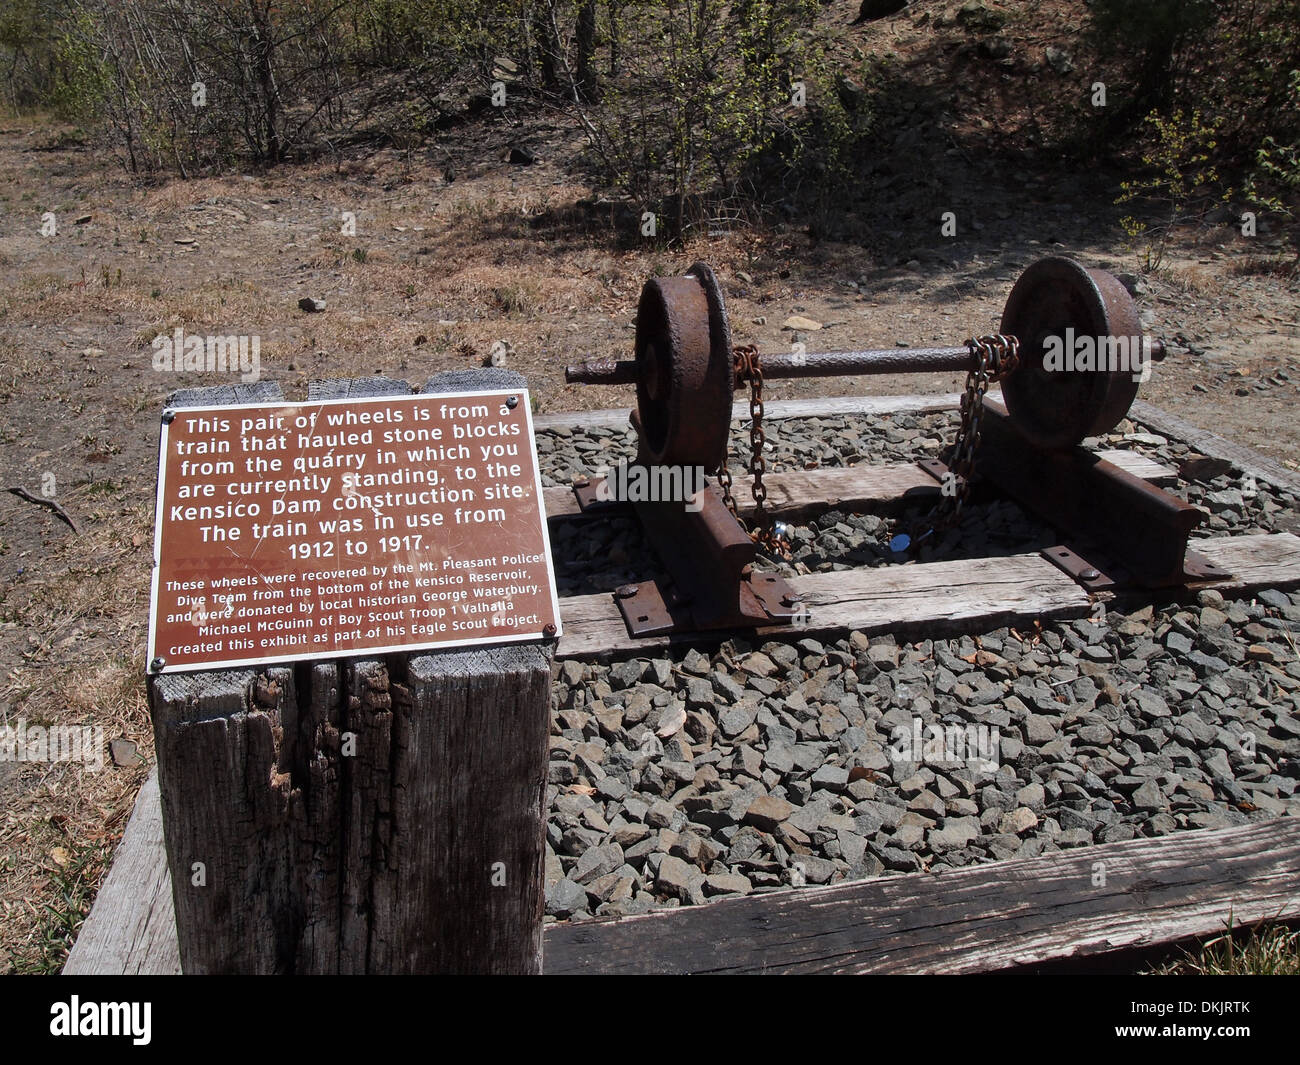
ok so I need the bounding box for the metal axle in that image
[565,338,1168,387]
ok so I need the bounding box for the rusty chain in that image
[724,334,1018,559]
[898,333,1020,549]
[724,343,791,557]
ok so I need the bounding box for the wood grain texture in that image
[1190,532,1300,588]
[1131,399,1300,494]
[554,533,1300,659]
[542,450,1174,521]
[555,551,1093,658]
[542,817,1300,974]
[146,374,554,973]
[63,769,182,975]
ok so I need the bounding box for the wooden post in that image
[149,372,554,973]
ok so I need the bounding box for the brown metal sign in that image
[147,390,561,673]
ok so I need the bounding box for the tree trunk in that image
[576,1,600,102]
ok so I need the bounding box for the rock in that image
[655,703,687,738]
[587,872,635,905]
[1076,724,1114,746]
[782,315,823,331]
[704,872,752,896]
[298,297,326,312]
[1199,607,1230,632]
[854,800,903,832]
[907,789,946,821]
[1044,46,1074,75]
[1056,828,1093,847]
[654,855,697,901]
[546,878,589,918]
[811,765,850,791]
[1130,779,1166,811]
[668,830,705,865]
[1133,689,1170,719]
[743,794,794,832]
[740,652,778,677]
[109,738,143,768]
[929,816,981,852]
[787,799,831,834]
[999,807,1039,835]
[646,799,677,829]
[792,855,837,885]
[711,670,745,703]
[719,700,759,738]
[683,648,711,675]
[956,0,1005,31]
[609,659,643,689]
[1024,715,1057,745]
[508,145,537,165]
[837,829,869,866]
[1056,808,1097,833]
[871,843,923,872]
[868,642,900,672]
[613,822,649,847]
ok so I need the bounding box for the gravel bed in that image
[538,409,1300,921]
[545,411,1300,595]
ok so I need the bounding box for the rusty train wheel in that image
[999,257,1145,451]
[633,262,734,469]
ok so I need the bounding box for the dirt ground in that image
[1,2,1298,973]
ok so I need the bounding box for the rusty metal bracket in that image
[614,581,681,638]
[572,470,801,638]
[615,482,801,638]
[1041,545,1118,592]
[1181,549,1234,585]
[979,400,1231,588]
[917,457,951,485]
[572,476,615,513]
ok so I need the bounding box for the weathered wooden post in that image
[148,370,556,973]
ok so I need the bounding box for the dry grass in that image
[0,480,153,974]
[1144,917,1300,975]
